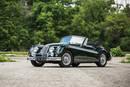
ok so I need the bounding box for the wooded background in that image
[0,0,130,51]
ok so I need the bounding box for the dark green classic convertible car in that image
[27,35,112,67]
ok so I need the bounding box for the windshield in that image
[60,36,85,45]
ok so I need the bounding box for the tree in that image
[28,0,77,44]
[71,0,112,41]
[100,13,130,50]
[0,0,130,51]
[0,0,24,51]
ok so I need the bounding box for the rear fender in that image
[99,50,112,61]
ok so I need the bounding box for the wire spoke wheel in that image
[96,53,107,67]
[100,54,106,65]
[59,51,72,67]
[62,53,71,65]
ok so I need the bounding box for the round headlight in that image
[33,47,38,52]
[49,46,54,52]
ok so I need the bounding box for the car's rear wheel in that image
[72,63,80,67]
[31,60,45,67]
[59,51,72,67]
[96,53,107,67]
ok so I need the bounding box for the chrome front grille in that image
[42,45,49,54]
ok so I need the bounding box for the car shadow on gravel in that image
[42,65,114,68]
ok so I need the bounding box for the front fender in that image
[98,48,112,61]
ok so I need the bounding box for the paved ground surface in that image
[0,57,130,87]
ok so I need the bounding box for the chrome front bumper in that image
[27,56,61,61]
[27,56,35,60]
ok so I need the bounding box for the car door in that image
[81,44,98,62]
[69,44,88,62]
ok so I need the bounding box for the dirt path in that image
[0,57,130,87]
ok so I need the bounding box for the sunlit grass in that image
[0,55,15,62]
[120,56,130,63]
[0,52,28,55]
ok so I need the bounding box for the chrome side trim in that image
[69,45,98,54]
[46,57,61,61]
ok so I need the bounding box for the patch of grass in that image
[120,59,125,63]
[0,55,15,62]
[0,52,28,55]
[123,51,130,55]
[126,56,130,63]
[120,56,130,63]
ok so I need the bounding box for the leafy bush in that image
[120,37,130,51]
[110,46,125,57]
[0,55,15,62]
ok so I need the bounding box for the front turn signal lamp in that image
[55,54,58,57]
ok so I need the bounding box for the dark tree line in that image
[0,0,130,51]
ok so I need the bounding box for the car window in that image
[70,36,85,45]
[60,36,85,45]
[60,36,72,43]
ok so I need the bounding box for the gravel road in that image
[0,57,130,87]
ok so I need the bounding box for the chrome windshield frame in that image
[60,35,86,45]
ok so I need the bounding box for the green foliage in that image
[126,56,130,63]
[123,4,130,17]
[0,55,15,62]
[124,51,130,54]
[120,37,130,51]
[120,59,125,63]
[110,46,125,57]
[120,56,130,63]
[100,12,130,50]
[0,0,130,52]
[0,52,28,55]
[0,0,29,51]
[28,0,76,45]
[71,0,112,41]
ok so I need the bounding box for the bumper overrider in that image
[27,54,61,61]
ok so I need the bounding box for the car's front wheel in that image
[96,53,107,67]
[31,60,45,67]
[59,51,72,67]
